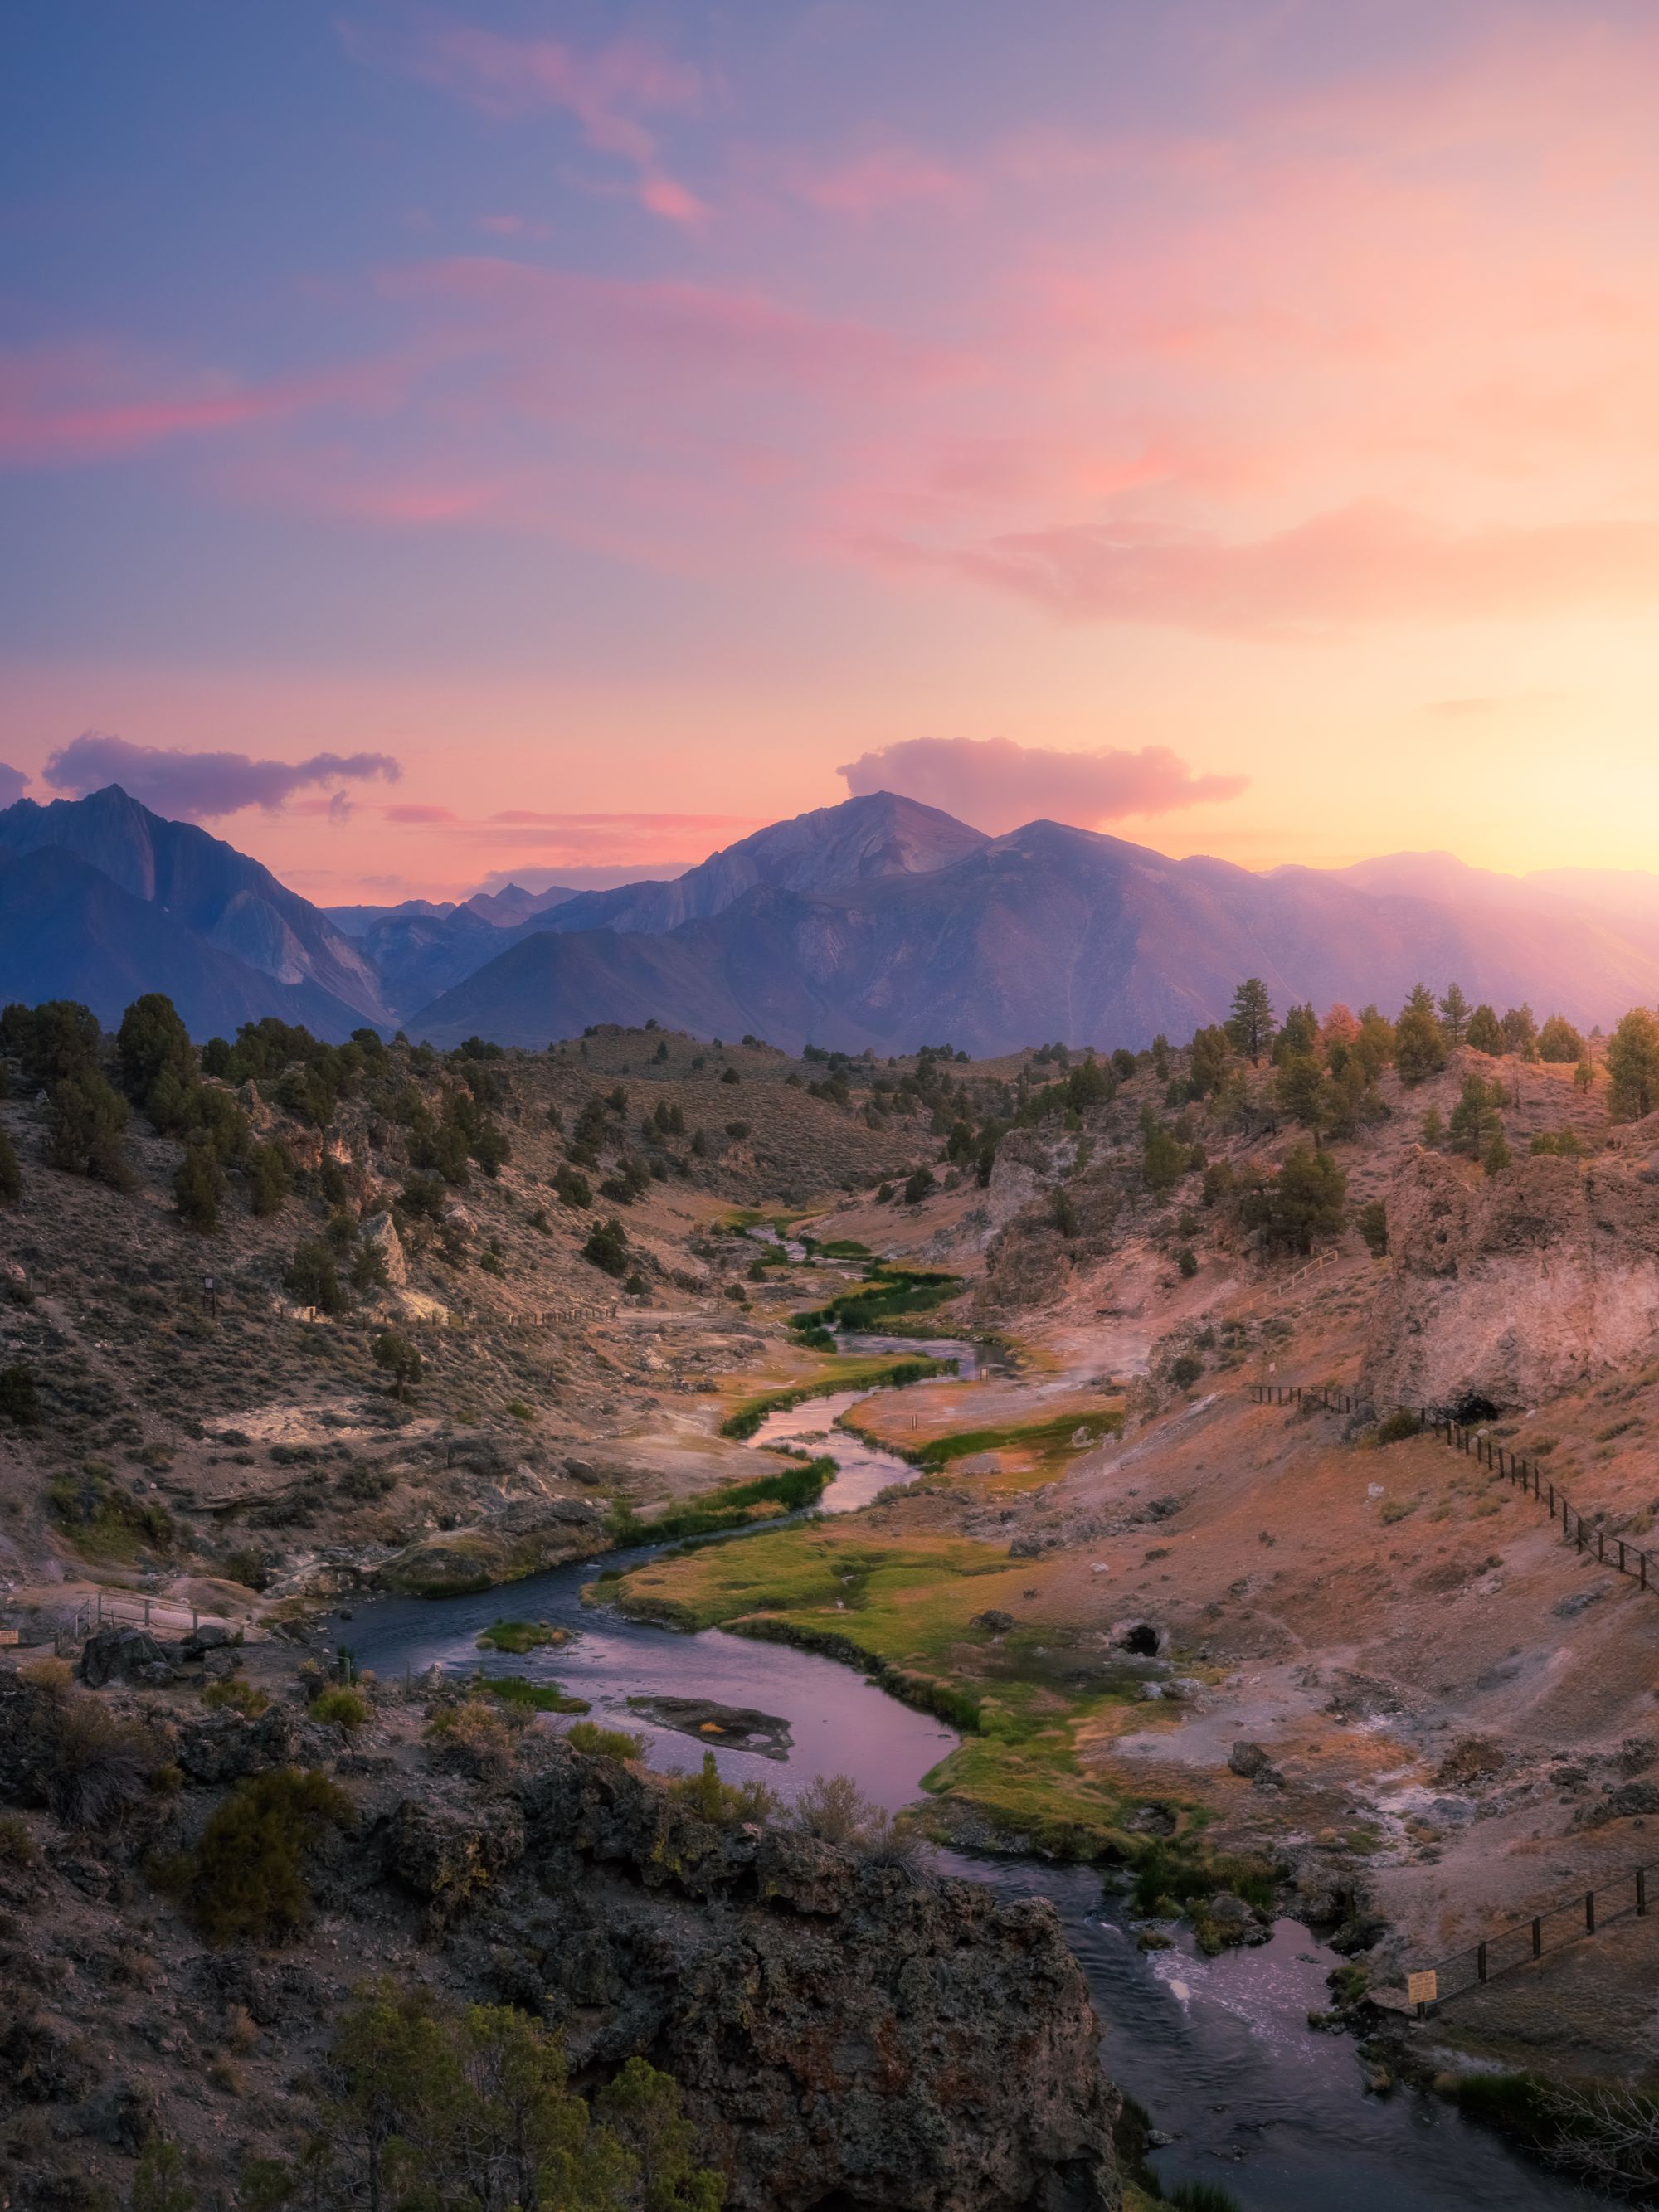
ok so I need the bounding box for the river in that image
[328,1334,1596,2211]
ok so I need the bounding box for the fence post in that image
[1477,1941,1488,1984]
[1532,1916,1542,1958]
[1598,1529,1606,1563]
[1639,1869,1648,1917]
[1586,1892,1597,1935]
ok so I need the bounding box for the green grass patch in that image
[475,1619,568,1654]
[815,1239,871,1258]
[898,1407,1126,1471]
[611,1455,837,1544]
[475,1674,589,1714]
[719,1356,956,1440]
[792,1263,961,1335]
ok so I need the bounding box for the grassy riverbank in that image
[602,1521,1208,1858]
[609,1454,838,1544]
[719,1355,957,1439]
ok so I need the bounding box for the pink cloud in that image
[0,342,412,469]
[341,12,707,226]
[839,736,1245,832]
[936,501,1659,634]
[384,802,457,824]
[790,146,971,217]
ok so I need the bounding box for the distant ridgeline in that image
[10,783,1659,1053]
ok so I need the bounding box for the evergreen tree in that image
[372,1330,422,1400]
[284,1239,346,1315]
[581,1217,631,1277]
[1238,1145,1346,1252]
[1352,1007,1396,1077]
[1465,1004,1504,1056]
[46,1070,132,1187]
[1421,1106,1446,1148]
[173,1139,225,1231]
[1448,1074,1504,1157]
[1537,1014,1587,1064]
[116,993,196,1113]
[1273,1002,1319,1063]
[1394,985,1447,1085]
[1226,979,1275,1064]
[1188,1025,1230,1096]
[1607,1007,1659,1121]
[246,1142,291,1218]
[1501,1004,1539,1060]
[1274,1053,1326,1135]
[1482,1124,1512,1176]
[1438,982,1472,1046]
[1574,1057,1596,1092]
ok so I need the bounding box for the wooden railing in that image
[1250,1381,1659,2008]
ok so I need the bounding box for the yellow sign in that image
[1407,1971,1438,2007]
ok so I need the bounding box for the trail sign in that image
[1407,1971,1438,2013]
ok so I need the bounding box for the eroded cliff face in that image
[1360,1147,1659,1412]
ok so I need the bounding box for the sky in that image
[6,1,1659,903]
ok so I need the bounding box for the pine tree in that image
[1226,978,1275,1064]
[117,993,196,1115]
[1394,986,1447,1085]
[1482,1124,1512,1176]
[173,1140,225,1232]
[1501,1004,1539,1060]
[46,1070,132,1187]
[1607,1008,1659,1121]
[1537,1014,1587,1064]
[246,1142,291,1218]
[1465,1004,1504,1056]
[1438,983,1472,1046]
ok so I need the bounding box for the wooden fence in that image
[1405,1858,1656,2014]
[1249,1380,1659,2007]
[61,1590,231,1640]
[1249,1384,1659,1602]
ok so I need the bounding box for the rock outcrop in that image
[1360,1147,1659,1411]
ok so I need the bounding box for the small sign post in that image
[0,1628,18,1646]
[1407,1971,1438,2019]
[203,1274,216,1318]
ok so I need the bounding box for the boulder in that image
[79,1626,178,1689]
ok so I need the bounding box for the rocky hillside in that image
[0,1648,1120,2211]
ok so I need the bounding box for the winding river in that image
[330,1334,1596,2211]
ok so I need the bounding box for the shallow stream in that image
[331,1334,1595,2210]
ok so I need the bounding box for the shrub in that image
[554,1164,591,1208]
[425,1696,517,1784]
[202,1678,269,1718]
[1375,1410,1422,1446]
[47,1697,160,1829]
[1175,1246,1198,1278]
[0,1125,19,1206]
[175,1767,353,1944]
[222,1547,270,1592]
[310,1686,368,1733]
[669,1749,781,1826]
[1169,1354,1203,1389]
[565,1719,644,1762]
[0,1812,39,1866]
[0,1363,39,1425]
[791,1771,917,1862]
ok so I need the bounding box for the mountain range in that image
[7,782,1659,1055]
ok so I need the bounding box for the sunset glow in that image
[7,2,1659,897]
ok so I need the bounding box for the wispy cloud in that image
[340,10,708,226]
[930,502,1659,634]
